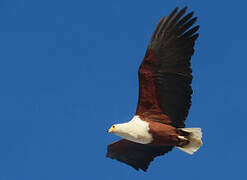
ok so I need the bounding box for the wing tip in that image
[181,6,188,13]
[173,7,179,12]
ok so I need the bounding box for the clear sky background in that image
[0,0,246,179]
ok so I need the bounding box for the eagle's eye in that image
[112,125,115,128]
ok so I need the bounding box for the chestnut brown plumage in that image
[107,7,200,171]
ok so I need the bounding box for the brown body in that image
[143,119,188,146]
[147,120,180,146]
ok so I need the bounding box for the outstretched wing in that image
[107,139,173,171]
[136,7,199,128]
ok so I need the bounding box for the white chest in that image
[115,116,153,144]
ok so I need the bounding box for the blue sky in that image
[0,0,246,179]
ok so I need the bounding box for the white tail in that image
[176,128,203,155]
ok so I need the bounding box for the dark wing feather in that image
[107,139,173,171]
[136,7,199,127]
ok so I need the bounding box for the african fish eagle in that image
[107,6,202,171]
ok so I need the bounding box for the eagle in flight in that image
[107,7,202,171]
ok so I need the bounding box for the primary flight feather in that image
[107,6,202,171]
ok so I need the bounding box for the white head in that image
[107,116,153,144]
[107,123,130,136]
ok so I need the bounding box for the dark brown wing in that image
[136,7,199,128]
[107,139,173,171]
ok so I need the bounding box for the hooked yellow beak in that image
[108,126,115,133]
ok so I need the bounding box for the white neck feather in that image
[113,116,153,144]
